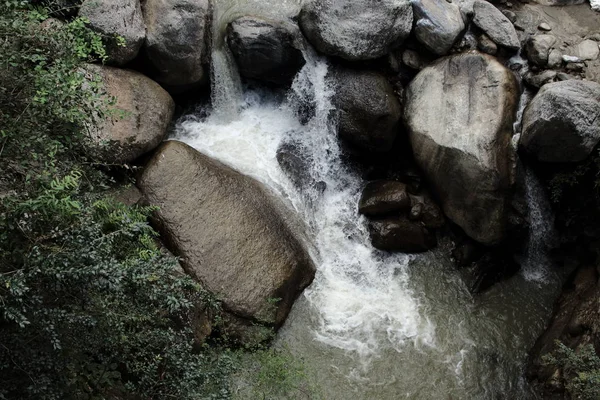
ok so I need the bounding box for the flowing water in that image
[172,1,565,398]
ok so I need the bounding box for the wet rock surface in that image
[227,17,305,86]
[405,52,519,246]
[520,80,600,163]
[299,0,413,60]
[138,141,316,328]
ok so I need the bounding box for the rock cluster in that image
[54,0,600,349]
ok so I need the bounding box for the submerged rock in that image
[142,0,210,92]
[299,0,413,61]
[520,80,600,163]
[404,52,519,246]
[358,181,411,216]
[227,16,305,86]
[472,0,520,50]
[412,0,465,56]
[79,0,145,66]
[333,67,402,153]
[138,141,316,329]
[369,217,437,253]
[86,65,175,164]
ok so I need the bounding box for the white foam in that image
[174,53,435,366]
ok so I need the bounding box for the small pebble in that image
[538,23,551,32]
[502,10,517,22]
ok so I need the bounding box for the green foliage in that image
[543,341,600,400]
[0,0,111,191]
[233,347,320,400]
[0,172,236,399]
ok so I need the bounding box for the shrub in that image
[543,341,600,400]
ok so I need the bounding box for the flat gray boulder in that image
[87,65,175,164]
[404,52,519,245]
[299,0,413,61]
[412,0,465,56]
[79,0,145,65]
[333,67,402,152]
[472,0,520,50]
[142,0,210,92]
[520,80,600,163]
[138,141,316,327]
[227,17,305,86]
[525,35,558,67]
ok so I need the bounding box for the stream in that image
[171,1,565,398]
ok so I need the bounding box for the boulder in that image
[409,194,445,229]
[276,140,326,194]
[572,39,600,61]
[402,49,428,70]
[87,65,175,164]
[333,68,402,153]
[142,0,210,92]
[358,181,411,216]
[525,35,558,66]
[412,0,465,56]
[138,141,316,327]
[227,17,305,86]
[472,0,520,51]
[369,217,437,253]
[520,80,600,163]
[299,0,413,61]
[79,0,145,65]
[404,52,519,245]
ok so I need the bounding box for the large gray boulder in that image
[142,0,210,92]
[138,141,316,327]
[412,0,465,56]
[227,17,305,86]
[520,80,600,163]
[87,65,175,164]
[79,0,145,65]
[299,0,413,61]
[404,52,520,245]
[472,0,520,51]
[333,68,402,152]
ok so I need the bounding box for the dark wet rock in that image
[138,141,316,329]
[333,67,402,153]
[402,49,428,70]
[525,34,558,66]
[86,65,175,164]
[369,216,437,253]
[404,52,519,246]
[472,0,520,50]
[520,80,600,163]
[79,0,145,65]
[358,181,411,216]
[227,17,305,86]
[299,0,413,61]
[412,0,465,56]
[409,194,445,229]
[478,33,498,55]
[142,0,210,93]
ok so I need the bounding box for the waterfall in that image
[171,2,565,397]
[521,168,556,283]
[175,46,435,364]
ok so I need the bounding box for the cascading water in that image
[172,1,565,398]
